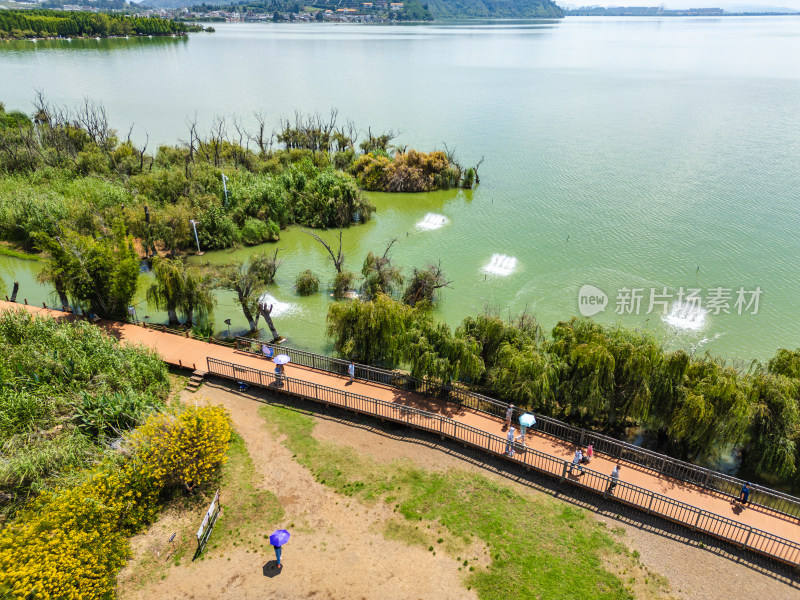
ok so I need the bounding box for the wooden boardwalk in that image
[3,301,799,565]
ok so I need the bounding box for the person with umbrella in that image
[270,529,290,569]
[273,354,291,386]
[518,413,536,446]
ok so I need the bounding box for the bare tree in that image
[180,114,200,176]
[402,261,451,307]
[304,229,345,273]
[76,98,112,147]
[257,301,281,342]
[249,111,273,156]
[473,156,485,185]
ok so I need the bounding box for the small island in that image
[0,8,203,40]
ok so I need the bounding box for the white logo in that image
[578,285,608,316]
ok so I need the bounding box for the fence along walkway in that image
[1,302,798,567]
[209,356,800,568]
[238,338,800,521]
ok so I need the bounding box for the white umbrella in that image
[274,354,291,365]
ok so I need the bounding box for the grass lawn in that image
[258,402,672,600]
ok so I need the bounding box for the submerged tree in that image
[294,270,320,296]
[305,229,345,273]
[361,239,403,300]
[217,251,281,334]
[402,262,450,307]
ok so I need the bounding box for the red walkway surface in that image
[4,301,799,555]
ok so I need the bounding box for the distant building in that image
[389,2,404,9]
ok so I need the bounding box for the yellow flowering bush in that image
[133,404,232,492]
[0,404,231,599]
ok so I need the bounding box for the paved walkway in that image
[3,301,799,554]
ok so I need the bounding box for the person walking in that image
[348,360,355,383]
[739,482,751,506]
[585,443,593,463]
[505,404,515,428]
[571,448,583,475]
[608,464,621,494]
[506,427,516,457]
[269,529,290,570]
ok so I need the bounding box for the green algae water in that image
[1,17,799,359]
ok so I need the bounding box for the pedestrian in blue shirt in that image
[348,361,355,383]
[739,482,750,506]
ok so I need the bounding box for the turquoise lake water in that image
[1,17,799,360]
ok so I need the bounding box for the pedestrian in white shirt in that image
[571,448,583,476]
[505,427,516,457]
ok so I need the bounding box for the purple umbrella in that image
[269,529,290,546]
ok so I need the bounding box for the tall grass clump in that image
[0,310,169,505]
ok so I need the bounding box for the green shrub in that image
[240,217,279,245]
[332,270,357,300]
[295,269,320,296]
[197,204,241,250]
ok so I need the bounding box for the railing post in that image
[742,526,752,550]
[560,461,569,483]
[693,509,703,531]
[647,491,655,514]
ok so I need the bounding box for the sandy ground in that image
[119,383,479,600]
[120,380,800,600]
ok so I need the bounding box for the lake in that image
[1,17,799,360]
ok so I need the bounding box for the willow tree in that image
[741,370,799,478]
[146,257,185,326]
[146,257,215,327]
[664,356,751,462]
[549,318,659,426]
[768,348,800,379]
[326,293,419,366]
[488,342,560,415]
[456,310,542,373]
[180,268,215,327]
[405,321,484,384]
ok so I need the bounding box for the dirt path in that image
[120,387,478,600]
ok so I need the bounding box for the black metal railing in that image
[233,339,800,520]
[208,356,800,568]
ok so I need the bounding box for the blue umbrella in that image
[274,354,291,365]
[519,413,536,428]
[269,529,290,546]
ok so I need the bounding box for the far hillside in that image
[145,0,563,19]
[428,0,563,18]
